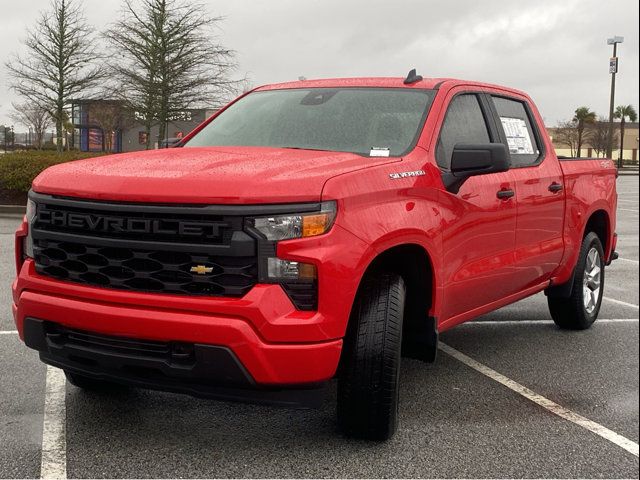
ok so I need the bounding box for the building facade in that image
[70,99,216,153]
[547,122,639,162]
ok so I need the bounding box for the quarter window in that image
[436,94,491,170]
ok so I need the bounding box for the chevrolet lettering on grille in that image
[37,209,228,239]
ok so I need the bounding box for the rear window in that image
[492,96,541,167]
[185,88,435,157]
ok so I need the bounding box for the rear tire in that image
[337,273,405,440]
[548,232,605,330]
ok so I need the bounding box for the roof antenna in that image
[403,68,423,84]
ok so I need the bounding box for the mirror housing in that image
[442,143,511,193]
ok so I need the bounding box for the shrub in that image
[0,150,106,192]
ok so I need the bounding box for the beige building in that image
[547,122,639,163]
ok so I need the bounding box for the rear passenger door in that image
[489,95,565,290]
[436,92,518,323]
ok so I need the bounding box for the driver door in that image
[436,92,519,324]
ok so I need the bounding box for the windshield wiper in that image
[279,146,335,153]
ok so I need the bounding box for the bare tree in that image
[90,101,132,152]
[586,120,618,158]
[5,0,103,153]
[8,101,52,149]
[104,0,239,149]
[552,121,579,157]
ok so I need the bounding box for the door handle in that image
[548,182,563,193]
[496,189,515,200]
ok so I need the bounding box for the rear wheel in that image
[548,232,605,330]
[337,273,405,440]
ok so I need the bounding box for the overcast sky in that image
[0,0,638,129]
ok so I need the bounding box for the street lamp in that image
[606,36,624,162]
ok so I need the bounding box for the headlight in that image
[24,199,37,258]
[249,201,337,241]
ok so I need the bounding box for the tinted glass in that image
[436,94,491,169]
[185,88,435,157]
[492,96,540,167]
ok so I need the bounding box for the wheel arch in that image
[343,241,439,364]
[584,209,611,256]
[548,208,612,299]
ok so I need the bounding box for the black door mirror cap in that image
[442,143,511,194]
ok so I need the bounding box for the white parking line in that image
[439,343,639,458]
[603,296,640,310]
[468,318,638,326]
[617,257,640,264]
[0,330,18,335]
[40,366,67,480]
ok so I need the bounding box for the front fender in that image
[322,158,444,319]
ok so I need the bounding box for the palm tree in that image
[573,107,597,158]
[613,105,638,168]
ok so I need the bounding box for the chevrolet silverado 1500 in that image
[13,71,618,440]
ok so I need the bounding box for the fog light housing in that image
[267,258,318,310]
[267,257,317,281]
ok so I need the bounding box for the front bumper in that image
[23,318,326,407]
[13,260,343,386]
[13,221,369,391]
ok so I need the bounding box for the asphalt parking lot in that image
[1,176,638,479]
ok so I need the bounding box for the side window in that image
[436,94,491,170]
[492,96,541,167]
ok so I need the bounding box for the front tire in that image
[337,273,405,440]
[548,232,605,330]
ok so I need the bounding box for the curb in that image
[0,204,26,215]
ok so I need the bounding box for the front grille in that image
[33,239,257,296]
[45,322,178,361]
[31,194,258,297]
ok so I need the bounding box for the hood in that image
[32,146,400,204]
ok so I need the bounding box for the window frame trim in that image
[488,94,547,169]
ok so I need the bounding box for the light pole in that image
[606,36,623,162]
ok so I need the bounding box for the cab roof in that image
[256,77,450,90]
[255,77,529,98]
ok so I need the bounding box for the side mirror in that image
[442,143,511,193]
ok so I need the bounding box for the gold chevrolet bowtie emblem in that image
[190,265,214,275]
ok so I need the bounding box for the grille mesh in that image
[34,238,257,296]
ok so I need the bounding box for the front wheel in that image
[548,232,605,330]
[337,273,405,440]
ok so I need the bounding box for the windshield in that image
[185,88,435,156]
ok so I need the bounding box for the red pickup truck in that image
[13,72,618,440]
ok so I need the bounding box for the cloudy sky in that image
[0,0,638,129]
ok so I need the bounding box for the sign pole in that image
[606,36,623,164]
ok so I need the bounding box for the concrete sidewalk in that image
[0,205,25,215]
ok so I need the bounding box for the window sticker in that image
[500,117,535,155]
[370,147,390,157]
